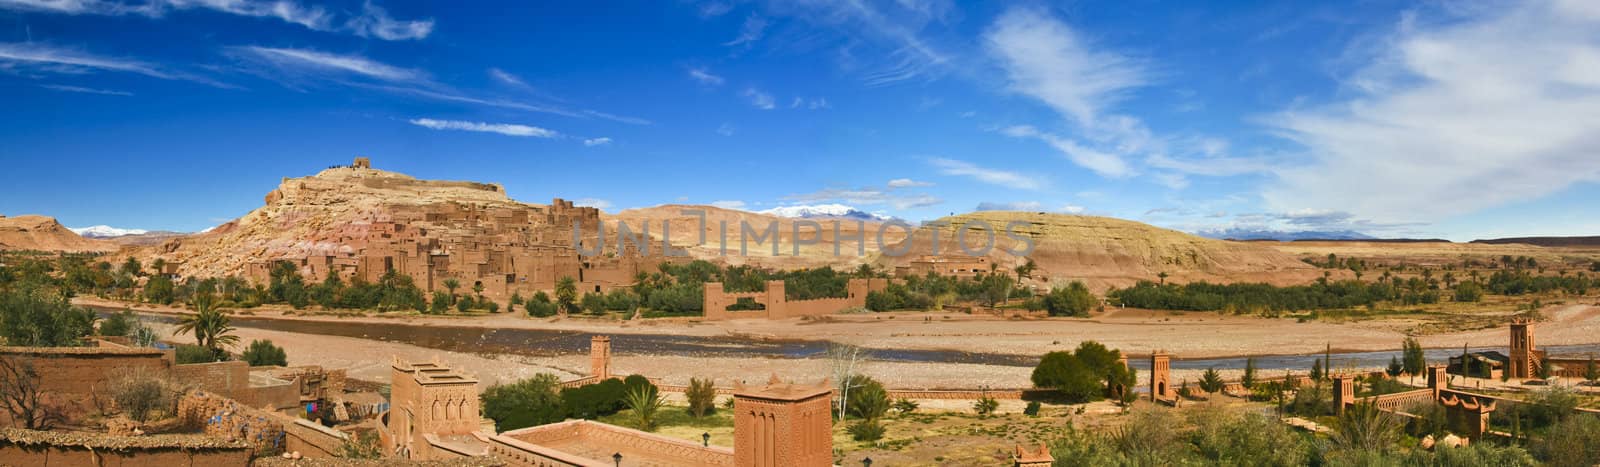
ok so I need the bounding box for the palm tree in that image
[173,295,238,359]
[1157,272,1169,285]
[442,278,460,303]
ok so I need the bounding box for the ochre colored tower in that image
[590,335,611,380]
[1149,351,1172,401]
[1331,374,1355,414]
[1508,319,1537,379]
[733,376,832,467]
[384,357,480,460]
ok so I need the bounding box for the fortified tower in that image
[384,357,481,460]
[590,335,611,380]
[733,376,832,467]
[1149,351,1172,401]
[1508,319,1538,379]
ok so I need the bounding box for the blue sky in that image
[1,0,1598,241]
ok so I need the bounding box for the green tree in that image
[471,281,485,301]
[481,374,565,431]
[98,309,135,337]
[973,396,999,415]
[241,339,288,366]
[442,278,460,303]
[1586,356,1598,387]
[1386,356,1404,378]
[623,384,665,431]
[844,375,889,420]
[1015,258,1037,280]
[891,398,918,415]
[429,291,450,314]
[1241,357,1257,389]
[555,276,577,313]
[1311,359,1324,382]
[173,296,238,359]
[120,257,142,277]
[0,286,95,347]
[686,377,717,418]
[1199,368,1225,394]
[1402,337,1426,383]
[1454,281,1485,302]
[1032,341,1133,403]
[1157,271,1169,285]
[142,275,175,304]
[1036,281,1097,317]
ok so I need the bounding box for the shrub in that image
[1188,405,1310,466]
[1031,341,1134,403]
[337,431,383,459]
[174,344,220,364]
[686,377,716,418]
[482,374,565,431]
[99,309,135,337]
[110,373,172,423]
[560,378,627,419]
[241,339,287,367]
[891,398,918,416]
[845,376,889,420]
[1023,401,1041,417]
[847,419,885,441]
[526,292,558,318]
[974,396,999,415]
[623,384,665,432]
[1531,414,1600,467]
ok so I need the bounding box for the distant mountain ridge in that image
[758,204,892,221]
[1197,228,1375,241]
[70,225,152,238]
[1472,236,1600,248]
[0,215,117,252]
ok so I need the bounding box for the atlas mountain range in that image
[1,162,1593,291]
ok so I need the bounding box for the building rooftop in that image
[733,375,832,402]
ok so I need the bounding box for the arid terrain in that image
[0,214,116,253]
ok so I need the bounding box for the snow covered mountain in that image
[69,225,150,238]
[757,204,892,221]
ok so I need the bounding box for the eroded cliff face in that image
[0,215,116,253]
[873,211,1320,290]
[135,165,614,299]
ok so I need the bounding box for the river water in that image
[103,306,1600,372]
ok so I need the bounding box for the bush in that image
[1034,282,1097,317]
[686,377,717,418]
[99,309,135,337]
[561,378,628,419]
[1188,406,1310,466]
[891,398,918,416]
[1023,401,1041,417]
[1031,341,1134,403]
[241,339,287,367]
[1531,414,1600,467]
[847,419,885,441]
[174,344,220,364]
[0,286,95,347]
[482,374,565,431]
[623,384,665,432]
[845,376,889,420]
[974,396,999,415]
[1453,281,1485,302]
[110,373,173,423]
[526,292,558,318]
[337,431,383,459]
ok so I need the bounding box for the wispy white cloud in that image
[741,87,775,109]
[573,198,612,211]
[716,122,736,136]
[582,137,612,146]
[39,83,132,95]
[999,125,1132,178]
[234,47,651,125]
[238,46,422,81]
[783,185,942,210]
[887,178,932,188]
[710,200,747,210]
[488,67,527,87]
[0,0,432,40]
[746,0,951,86]
[723,14,767,48]
[930,157,1045,190]
[974,201,1085,214]
[0,42,231,87]
[789,96,830,109]
[1263,0,1600,223]
[686,66,724,86]
[346,1,433,40]
[408,118,559,138]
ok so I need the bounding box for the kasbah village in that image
[1,158,1600,466]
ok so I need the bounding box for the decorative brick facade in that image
[384,357,481,460]
[1508,319,1538,379]
[1149,351,1172,401]
[589,336,610,381]
[732,376,832,467]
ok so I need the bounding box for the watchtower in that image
[733,375,832,467]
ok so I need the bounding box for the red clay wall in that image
[172,361,252,404]
[0,442,252,467]
[0,345,173,425]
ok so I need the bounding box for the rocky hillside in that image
[873,211,1320,291]
[0,215,117,253]
[134,163,554,278]
[606,205,903,270]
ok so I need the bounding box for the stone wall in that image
[703,278,888,321]
[281,417,348,458]
[176,391,286,456]
[172,360,252,405]
[0,343,173,426]
[0,428,252,467]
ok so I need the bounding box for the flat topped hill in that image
[873,211,1319,290]
[0,215,116,253]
